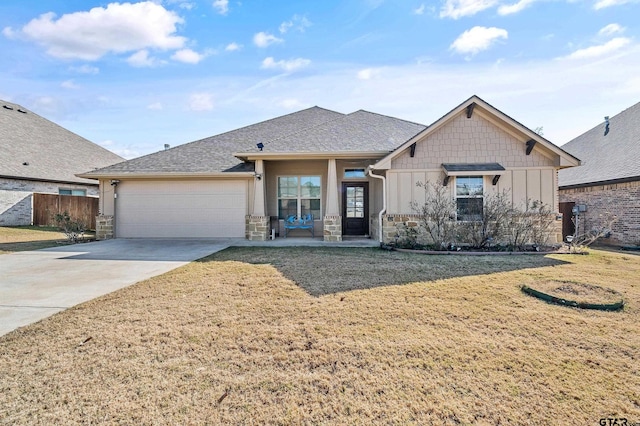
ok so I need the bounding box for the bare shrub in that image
[456,191,512,249]
[53,211,87,243]
[567,212,618,253]
[409,181,457,250]
[505,200,556,251]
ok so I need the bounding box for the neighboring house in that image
[80,96,579,243]
[0,100,124,226]
[558,101,640,246]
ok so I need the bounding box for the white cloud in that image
[189,93,214,111]
[225,42,242,51]
[594,0,639,9]
[127,49,162,67]
[113,147,142,159]
[564,37,631,60]
[598,23,625,37]
[279,15,312,34]
[147,102,163,110]
[497,0,537,15]
[278,99,307,109]
[253,32,283,48]
[99,139,114,146]
[18,2,186,60]
[440,0,498,19]
[357,68,381,80]
[261,57,311,72]
[2,26,16,39]
[70,64,99,74]
[413,4,426,14]
[450,26,508,56]
[213,0,229,15]
[166,0,196,10]
[61,79,79,89]
[171,48,206,64]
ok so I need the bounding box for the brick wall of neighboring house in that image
[0,178,98,226]
[559,180,640,246]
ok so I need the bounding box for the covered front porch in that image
[244,158,383,242]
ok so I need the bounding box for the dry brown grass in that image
[1,248,639,424]
[0,226,67,254]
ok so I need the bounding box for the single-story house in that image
[559,100,640,245]
[0,100,124,226]
[79,96,580,243]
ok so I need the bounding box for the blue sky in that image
[1,0,639,158]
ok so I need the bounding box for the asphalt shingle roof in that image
[559,101,640,187]
[82,107,345,176]
[0,100,124,185]
[253,110,426,153]
[83,106,426,176]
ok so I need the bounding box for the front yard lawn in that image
[0,226,67,254]
[1,248,638,424]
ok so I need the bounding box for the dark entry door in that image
[559,202,575,240]
[342,182,369,236]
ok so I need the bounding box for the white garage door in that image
[116,180,247,238]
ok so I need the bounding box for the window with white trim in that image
[59,188,86,196]
[277,176,321,219]
[455,176,483,221]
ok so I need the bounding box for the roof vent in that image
[3,105,13,110]
[164,144,170,150]
[22,162,29,166]
[17,109,27,114]
[604,116,610,136]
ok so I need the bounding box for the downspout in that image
[368,167,386,243]
[110,180,120,238]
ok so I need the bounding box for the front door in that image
[342,182,369,236]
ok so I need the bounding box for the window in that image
[344,168,366,178]
[278,176,321,219]
[455,176,483,221]
[59,188,86,196]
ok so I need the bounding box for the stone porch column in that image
[247,159,269,241]
[324,159,342,241]
[253,159,266,216]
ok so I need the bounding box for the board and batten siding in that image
[386,111,560,214]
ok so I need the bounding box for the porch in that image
[245,158,383,242]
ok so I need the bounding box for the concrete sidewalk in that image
[0,239,231,337]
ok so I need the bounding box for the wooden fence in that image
[33,193,99,229]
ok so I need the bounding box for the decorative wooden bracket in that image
[443,175,450,186]
[410,142,417,158]
[466,103,475,118]
[525,139,536,155]
[492,175,501,185]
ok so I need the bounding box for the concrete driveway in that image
[0,239,232,337]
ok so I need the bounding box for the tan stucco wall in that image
[265,160,328,218]
[98,180,115,215]
[386,111,560,214]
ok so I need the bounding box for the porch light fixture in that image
[110,179,120,186]
[256,142,264,151]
